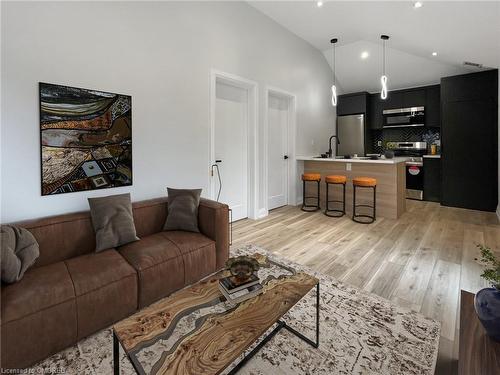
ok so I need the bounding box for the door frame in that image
[209,69,259,220]
[263,86,297,216]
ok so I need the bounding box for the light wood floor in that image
[230,200,500,375]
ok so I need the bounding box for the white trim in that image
[263,86,297,215]
[496,204,500,221]
[209,69,259,220]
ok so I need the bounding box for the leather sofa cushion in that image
[162,231,215,255]
[118,232,184,307]
[1,262,75,323]
[65,249,136,296]
[119,232,182,271]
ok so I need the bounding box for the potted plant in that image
[474,244,500,341]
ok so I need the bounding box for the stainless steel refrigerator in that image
[336,114,365,157]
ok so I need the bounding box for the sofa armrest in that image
[198,198,229,270]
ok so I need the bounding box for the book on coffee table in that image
[219,282,263,305]
[218,274,259,294]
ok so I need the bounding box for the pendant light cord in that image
[383,38,386,76]
[333,43,336,85]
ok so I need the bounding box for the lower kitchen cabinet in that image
[423,157,441,202]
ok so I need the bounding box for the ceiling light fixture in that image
[432,52,438,56]
[414,2,423,8]
[361,51,369,59]
[380,35,390,100]
[331,38,338,107]
[317,1,323,7]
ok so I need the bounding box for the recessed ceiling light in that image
[361,51,369,59]
[317,1,323,7]
[432,52,438,56]
[414,2,423,8]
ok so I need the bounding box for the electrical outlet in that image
[346,163,352,171]
[377,140,382,147]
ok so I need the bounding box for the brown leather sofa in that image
[0,197,229,370]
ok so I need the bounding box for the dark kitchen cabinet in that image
[337,92,368,116]
[402,89,426,108]
[441,70,498,212]
[382,90,403,110]
[368,85,439,129]
[424,157,441,202]
[426,85,440,128]
[368,94,384,129]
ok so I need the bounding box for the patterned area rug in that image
[30,245,440,374]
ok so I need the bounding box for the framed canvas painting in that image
[39,82,132,195]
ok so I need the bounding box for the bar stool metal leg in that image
[324,182,346,217]
[352,185,376,224]
[301,179,321,212]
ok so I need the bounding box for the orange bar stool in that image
[352,177,377,224]
[324,175,347,217]
[301,173,321,212]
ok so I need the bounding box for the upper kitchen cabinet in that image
[441,70,498,212]
[425,85,440,128]
[382,90,403,110]
[368,94,383,129]
[368,85,440,129]
[402,89,426,107]
[337,92,369,116]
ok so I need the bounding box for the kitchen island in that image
[297,156,407,219]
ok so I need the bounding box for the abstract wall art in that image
[39,83,132,195]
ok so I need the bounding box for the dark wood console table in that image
[458,290,500,375]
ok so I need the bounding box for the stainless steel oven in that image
[383,106,425,128]
[386,142,427,200]
[406,159,424,200]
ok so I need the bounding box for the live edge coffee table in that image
[113,253,319,375]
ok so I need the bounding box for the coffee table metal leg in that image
[227,282,320,374]
[281,282,320,348]
[113,330,119,375]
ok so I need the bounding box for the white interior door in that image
[214,81,248,221]
[267,94,289,210]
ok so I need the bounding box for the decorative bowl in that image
[225,256,260,282]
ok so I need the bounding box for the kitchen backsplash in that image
[370,128,440,154]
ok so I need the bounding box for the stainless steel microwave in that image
[383,106,425,128]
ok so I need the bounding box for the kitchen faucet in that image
[327,135,340,158]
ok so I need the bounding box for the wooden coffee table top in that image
[113,253,318,375]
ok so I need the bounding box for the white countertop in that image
[297,156,409,164]
[423,155,441,159]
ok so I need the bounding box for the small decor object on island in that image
[219,256,263,305]
[40,83,132,195]
[474,244,500,341]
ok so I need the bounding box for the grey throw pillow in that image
[1,225,40,284]
[164,188,202,233]
[88,193,139,252]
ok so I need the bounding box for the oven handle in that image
[406,162,423,167]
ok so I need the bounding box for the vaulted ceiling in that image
[249,1,500,93]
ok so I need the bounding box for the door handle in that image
[284,155,289,160]
[215,160,222,163]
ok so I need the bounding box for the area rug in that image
[29,245,440,374]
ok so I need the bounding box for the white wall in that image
[1,1,335,222]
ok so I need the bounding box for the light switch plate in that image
[346,163,352,171]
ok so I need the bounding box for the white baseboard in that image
[257,208,268,219]
[497,204,500,220]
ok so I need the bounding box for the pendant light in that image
[331,38,338,107]
[380,35,389,100]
